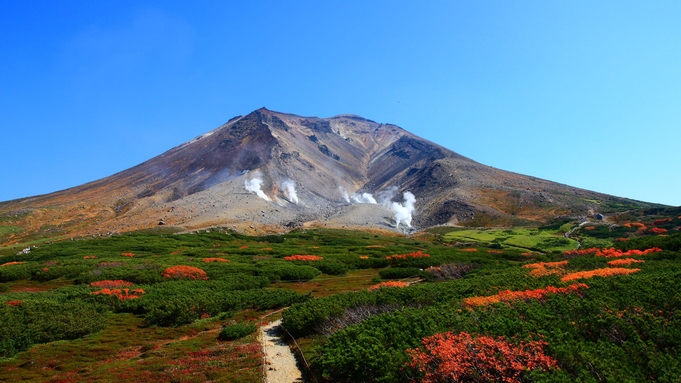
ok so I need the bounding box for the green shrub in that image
[218,322,257,341]
[315,261,349,276]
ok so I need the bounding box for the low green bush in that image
[218,322,257,341]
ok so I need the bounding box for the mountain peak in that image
[0,109,652,243]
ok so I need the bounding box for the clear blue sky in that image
[2,1,680,206]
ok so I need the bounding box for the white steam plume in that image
[351,192,377,204]
[244,172,271,201]
[281,179,299,204]
[339,186,350,203]
[391,192,416,228]
[377,186,399,206]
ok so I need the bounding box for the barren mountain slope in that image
[0,108,653,245]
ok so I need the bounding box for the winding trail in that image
[261,319,304,383]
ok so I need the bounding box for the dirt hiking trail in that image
[261,319,304,383]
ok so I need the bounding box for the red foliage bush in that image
[5,300,22,306]
[563,247,662,258]
[283,255,323,261]
[162,265,209,280]
[461,248,478,252]
[607,258,645,267]
[120,252,135,257]
[91,288,145,300]
[463,284,588,307]
[649,227,668,234]
[408,331,558,383]
[83,255,97,259]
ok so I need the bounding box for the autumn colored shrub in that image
[461,248,478,252]
[239,246,249,249]
[91,288,146,300]
[83,255,97,259]
[89,280,135,288]
[4,300,22,306]
[523,261,568,277]
[202,257,229,263]
[463,284,588,307]
[585,226,596,231]
[368,281,409,291]
[564,247,662,258]
[561,267,641,282]
[649,227,668,234]
[283,255,323,261]
[386,251,430,260]
[607,258,645,267]
[162,265,209,280]
[487,249,504,254]
[120,252,135,257]
[359,256,369,259]
[615,238,630,242]
[408,332,558,383]
[1,261,26,267]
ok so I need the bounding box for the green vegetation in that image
[443,227,578,252]
[0,210,679,382]
[218,322,257,341]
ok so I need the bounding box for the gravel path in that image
[261,319,304,383]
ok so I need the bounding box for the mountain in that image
[0,108,655,244]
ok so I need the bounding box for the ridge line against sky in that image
[1,1,680,206]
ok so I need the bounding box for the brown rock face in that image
[0,108,653,243]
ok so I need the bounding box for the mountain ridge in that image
[0,108,657,245]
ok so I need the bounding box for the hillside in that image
[0,108,656,245]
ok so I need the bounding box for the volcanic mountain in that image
[0,108,652,244]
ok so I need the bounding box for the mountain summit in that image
[0,108,650,242]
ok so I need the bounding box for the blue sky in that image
[2,1,680,206]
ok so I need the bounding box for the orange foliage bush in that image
[624,222,646,228]
[461,248,478,252]
[584,226,596,231]
[463,284,588,308]
[386,251,430,260]
[91,288,146,300]
[649,227,668,234]
[1,261,26,267]
[90,280,135,288]
[407,332,558,383]
[523,261,568,277]
[359,256,369,260]
[607,258,644,267]
[202,257,230,263]
[283,255,323,261]
[162,265,209,280]
[368,281,409,291]
[561,267,641,282]
[83,255,97,259]
[564,247,662,258]
[120,252,135,257]
[239,246,249,249]
[5,300,22,306]
[487,249,504,254]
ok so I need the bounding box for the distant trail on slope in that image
[261,319,304,383]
